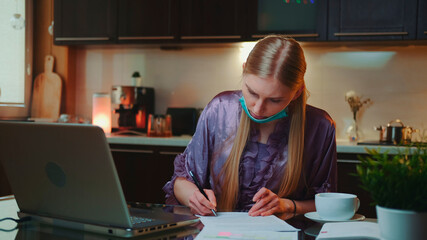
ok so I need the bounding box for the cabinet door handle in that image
[180,35,241,40]
[118,36,175,40]
[110,148,154,154]
[55,37,110,41]
[159,151,182,156]
[252,33,319,38]
[337,159,361,164]
[334,32,408,37]
[424,31,427,35]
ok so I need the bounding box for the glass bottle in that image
[347,118,359,143]
[346,112,363,143]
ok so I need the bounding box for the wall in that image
[34,0,75,115]
[73,42,427,141]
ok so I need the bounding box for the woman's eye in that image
[270,99,282,103]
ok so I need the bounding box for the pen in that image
[189,170,218,216]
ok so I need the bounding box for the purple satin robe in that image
[163,90,337,211]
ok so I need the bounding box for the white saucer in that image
[304,212,365,224]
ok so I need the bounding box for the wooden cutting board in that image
[31,55,62,119]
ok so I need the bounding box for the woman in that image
[163,36,337,217]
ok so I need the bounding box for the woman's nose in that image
[252,100,265,114]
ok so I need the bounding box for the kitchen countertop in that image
[335,140,413,154]
[107,133,192,147]
[106,134,414,154]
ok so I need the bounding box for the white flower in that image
[345,90,359,102]
[345,90,371,120]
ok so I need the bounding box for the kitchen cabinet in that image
[328,0,418,41]
[54,0,117,45]
[337,153,376,218]
[53,0,427,44]
[418,0,427,39]
[0,163,12,197]
[247,0,328,41]
[54,0,246,44]
[117,0,178,44]
[179,0,246,42]
[109,144,184,204]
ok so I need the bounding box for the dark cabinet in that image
[109,144,184,204]
[54,0,117,45]
[328,0,418,41]
[247,0,328,41]
[337,153,376,218]
[117,0,178,44]
[119,0,247,43]
[179,0,246,42]
[54,0,246,44]
[0,162,12,197]
[53,0,426,44]
[418,0,427,39]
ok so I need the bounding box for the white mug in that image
[315,192,360,221]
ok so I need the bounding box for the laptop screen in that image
[0,122,133,228]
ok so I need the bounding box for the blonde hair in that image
[218,36,307,211]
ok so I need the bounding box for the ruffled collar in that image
[237,117,291,210]
[248,116,290,147]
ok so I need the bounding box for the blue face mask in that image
[239,96,288,123]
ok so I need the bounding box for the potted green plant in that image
[356,143,427,240]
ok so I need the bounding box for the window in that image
[0,0,33,119]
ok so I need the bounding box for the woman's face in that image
[242,74,300,120]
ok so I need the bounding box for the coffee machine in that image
[111,86,154,133]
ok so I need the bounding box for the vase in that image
[376,205,427,240]
[346,118,362,143]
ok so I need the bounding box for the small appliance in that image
[111,86,154,133]
[166,107,200,136]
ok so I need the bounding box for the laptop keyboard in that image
[130,216,154,225]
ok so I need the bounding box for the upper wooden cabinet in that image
[117,0,178,44]
[54,0,117,45]
[179,0,246,42]
[418,0,427,39]
[247,0,328,41]
[328,0,418,41]
[54,0,426,45]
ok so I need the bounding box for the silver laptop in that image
[0,121,199,238]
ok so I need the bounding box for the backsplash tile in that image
[74,43,427,142]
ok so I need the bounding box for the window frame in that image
[0,0,33,120]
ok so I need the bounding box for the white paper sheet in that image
[195,212,299,240]
[196,228,299,240]
[198,212,298,232]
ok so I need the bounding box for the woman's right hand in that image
[174,177,217,215]
[188,188,217,216]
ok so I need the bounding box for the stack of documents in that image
[196,212,299,240]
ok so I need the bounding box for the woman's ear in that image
[242,62,246,70]
[292,85,304,101]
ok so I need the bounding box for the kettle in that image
[375,119,415,145]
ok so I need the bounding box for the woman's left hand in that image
[248,187,293,216]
